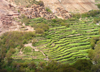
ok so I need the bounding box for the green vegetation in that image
[93,17,100,24]
[97,4,100,9]
[46,7,52,13]
[73,10,100,18]
[1,7,100,71]
[88,35,100,72]
[33,15,100,64]
[23,46,32,53]
[0,31,35,59]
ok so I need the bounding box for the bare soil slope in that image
[0,0,9,15]
[37,0,98,13]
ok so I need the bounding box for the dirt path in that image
[24,43,49,61]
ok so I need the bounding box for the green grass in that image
[11,46,46,61]
[23,46,32,53]
[1,14,100,65]
[34,16,100,64]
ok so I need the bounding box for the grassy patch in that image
[23,46,32,53]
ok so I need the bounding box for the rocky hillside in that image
[0,0,35,35]
[36,0,98,13]
[0,0,72,35]
[7,0,99,13]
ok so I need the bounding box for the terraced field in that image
[35,18,100,64]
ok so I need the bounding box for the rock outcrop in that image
[37,0,98,13]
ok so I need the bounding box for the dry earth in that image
[36,0,98,13]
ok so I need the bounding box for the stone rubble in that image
[19,4,71,20]
[55,7,72,19]
[0,14,13,29]
[19,4,56,20]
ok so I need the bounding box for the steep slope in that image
[7,0,99,13]
[61,0,98,13]
[0,0,9,15]
[37,0,98,13]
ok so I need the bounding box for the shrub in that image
[91,64,100,72]
[60,22,69,27]
[6,52,12,58]
[93,17,100,24]
[22,18,30,24]
[45,35,52,39]
[0,69,7,72]
[30,0,44,7]
[46,7,52,13]
[73,59,92,71]
[20,14,26,19]
[69,18,76,21]
[85,10,100,17]
[9,48,16,54]
[0,31,35,57]
[52,19,57,23]
[90,42,95,49]
[99,29,100,34]
[26,5,31,8]
[63,67,80,72]
[90,38,96,49]
[39,24,49,31]
[23,46,32,53]
[97,4,100,9]
[18,10,20,13]
[61,22,65,26]
[73,10,100,18]
[20,14,30,24]
[44,31,49,36]
[32,39,37,46]
[65,23,70,27]
[39,62,45,68]
[37,1,44,6]
[35,28,44,34]
[88,49,95,59]
[51,23,56,27]
[72,13,81,19]
[28,61,36,68]
[23,39,27,44]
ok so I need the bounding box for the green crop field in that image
[34,17,100,64]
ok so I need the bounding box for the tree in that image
[73,59,92,72]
